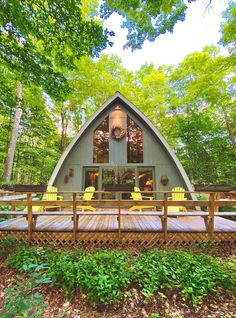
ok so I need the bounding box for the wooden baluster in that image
[12,196,16,213]
[27,193,33,242]
[118,192,121,242]
[208,192,215,240]
[73,193,77,241]
[162,192,168,241]
[11,196,16,218]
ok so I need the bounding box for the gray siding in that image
[49,92,195,203]
[54,103,189,193]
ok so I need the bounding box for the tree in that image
[0,0,113,181]
[220,1,236,54]
[0,66,19,181]
[167,46,236,185]
[100,0,196,49]
[3,82,23,181]
[0,0,111,98]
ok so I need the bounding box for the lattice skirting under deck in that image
[0,231,235,250]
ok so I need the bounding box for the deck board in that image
[168,218,194,232]
[173,216,206,232]
[0,211,235,233]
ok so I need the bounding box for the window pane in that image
[127,116,143,163]
[102,168,115,189]
[93,117,109,163]
[84,167,99,199]
[102,168,116,199]
[118,167,135,199]
[84,168,99,190]
[117,168,135,186]
[138,168,153,192]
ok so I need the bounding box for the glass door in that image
[102,168,116,199]
[84,167,99,198]
[101,166,135,199]
[137,167,155,195]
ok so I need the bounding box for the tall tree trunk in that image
[3,82,23,182]
[60,108,68,153]
[223,110,236,160]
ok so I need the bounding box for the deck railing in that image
[0,190,235,242]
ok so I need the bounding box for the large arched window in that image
[93,116,109,163]
[127,116,143,163]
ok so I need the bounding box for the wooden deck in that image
[0,191,235,246]
[0,212,235,233]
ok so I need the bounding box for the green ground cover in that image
[0,236,235,318]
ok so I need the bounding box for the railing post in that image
[118,192,121,242]
[162,192,168,241]
[73,193,77,241]
[27,193,33,242]
[208,192,215,240]
[11,193,16,213]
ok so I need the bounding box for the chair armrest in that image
[57,195,63,200]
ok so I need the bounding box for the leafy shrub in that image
[134,250,174,299]
[4,247,236,306]
[0,205,12,222]
[0,264,50,318]
[134,250,236,304]
[6,246,53,271]
[0,205,26,222]
[196,194,208,211]
[76,251,132,304]
[46,251,83,296]
[0,235,19,260]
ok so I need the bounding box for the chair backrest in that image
[82,186,95,201]
[43,186,58,201]
[131,186,142,200]
[171,187,186,200]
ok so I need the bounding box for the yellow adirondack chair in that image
[24,186,63,212]
[42,186,63,211]
[77,186,96,212]
[167,187,187,212]
[129,186,155,212]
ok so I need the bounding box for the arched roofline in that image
[49,92,194,194]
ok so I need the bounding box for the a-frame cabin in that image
[49,92,194,197]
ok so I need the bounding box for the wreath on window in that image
[111,125,126,140]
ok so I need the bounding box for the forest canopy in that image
[0,0,235,186]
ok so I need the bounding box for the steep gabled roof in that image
[49,92,194,193]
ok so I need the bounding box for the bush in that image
[76,251,133,304]
[0,264,50,318]
[0,235,19,260]
[6,246,53,271]
[134,250,236,304]
[0,205,12,222]
[0,205,25,222]
[46,250,83,296]
[3,247,236,305]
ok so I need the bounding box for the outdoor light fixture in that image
[161,175,169,186]
[110,105,126,140]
